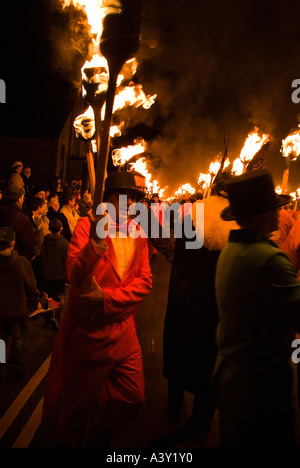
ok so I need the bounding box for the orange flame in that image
[60,1,122,49]
[198,173,211,189]
[112,139,147,166]
[281,125,300,159]
[232,157,244,175]
[239,127,269,163]
[174,183,196,198]
[63,0,157,144]
[128,157,165,196]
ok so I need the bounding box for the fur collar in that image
[192,196,238,251]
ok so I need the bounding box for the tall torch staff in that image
[92,0,143,214]
[281,154,293,194]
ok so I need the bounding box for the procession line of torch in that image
[60,1,300,206]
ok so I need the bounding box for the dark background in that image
[1,0,300,193]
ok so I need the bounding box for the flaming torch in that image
[281,125,300,193]
[60,0,144,211]
[93,0,144,211]
[239,127,270,173]
[112,138,147,168]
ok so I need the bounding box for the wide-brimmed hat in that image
[103,171,146,201]
[221,169,291,221]
[3,185,25,202]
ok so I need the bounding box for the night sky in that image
[1,0,300,193]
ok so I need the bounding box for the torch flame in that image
[281,125,300,160]
[114,85,157,112]
[60,0,123,97]
[174,183,196,198]
[128,157,165,197]
[61,0,159,196]
[63,0,157,144]
[232,158,244,175]
[240,127,269,163]
[112,139,147,166]
[198,173,211,189]
[60,0,122,48]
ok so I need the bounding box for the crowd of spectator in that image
[0,161,91,343]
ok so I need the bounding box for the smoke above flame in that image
[134,0,300,193]
[60,0,122,48]
[47,0,300,196]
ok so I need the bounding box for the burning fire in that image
[128,157,164,197]
[112,139,147,166]
[62,0,157,168]
[239,127,269,163]
[197,156,230,193]
[60,1,122,53]
[74,106,125,139]
[281,125,300,160]
[113,84,157,112]
[174,183,196,198]
[228,127,270,176]
[232,158,244,175]
[198,173,211,189]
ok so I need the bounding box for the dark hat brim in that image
[220,194,291,221]
[103,187,146,202]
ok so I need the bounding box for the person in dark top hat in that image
[214,168,300,448]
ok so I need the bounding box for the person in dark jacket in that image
[0,185,37,261]
[0,227,40,387]
[152,173,237,447]
[21,166,38,211]
[40,218,69,301]
[46,197,71,242]
[215,169,300,448]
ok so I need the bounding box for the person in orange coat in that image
[43,171,152,448]
[270,206,295,249]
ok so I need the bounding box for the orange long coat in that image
[43,217,152,446]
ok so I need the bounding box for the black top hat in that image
[220,169,291,221]
[103,171,146,201]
